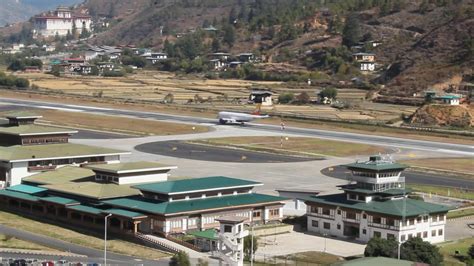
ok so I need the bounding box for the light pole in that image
[104,213,112,266]
[323,233,328,253]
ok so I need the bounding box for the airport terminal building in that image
[0,112,127,188]
[305,156,451,244]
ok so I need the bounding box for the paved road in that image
[136,140,319,163]
[321,166,474,189]
[0,224,168,265]
[1,98,473,155]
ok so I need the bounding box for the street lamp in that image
[104,213,112,266]
[323,233,328,253]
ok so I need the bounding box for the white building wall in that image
[9,162,31,186]
[118,172,169,185]
[104,155,120,163]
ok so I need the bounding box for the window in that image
[432,230,436,237]
[387,219,395,226]
[337,209,341,215]
[408,234,413,239]
[349,194,357,200]
[362,229,367,234]
[417,216,422,223]
[312,220,319,227]
[323,222,330,230]
[310,206,317,213]
[373,231,381,238]
[372,216,381,224]
[417,232,422,238]
[438,229,443,236]
[359,195,366,201]
[270,209,279,216]
[337,224,341,230]
[253,211,261,218]
[322,208,331,216]
[362,214,367,219]
[224,225,232,233]
[387,234,395,240]
[423,216,428,222]
[423,231,428,238]
[438,215,444,222]
[401,235,406,242]
[170,220,182,228]
[346,212,356,220]
[409,219,415,225]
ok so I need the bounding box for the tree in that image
[342,13,361,47]
[295,92,311,104]
[211,37,220,52]
[364,237,398,258]
[243,235,258,261]
[169,251,190,266]
[196,258,209,266]
[7,59,25,71]
[164,93,174,103]
[223,24,236,47]
[15,78,29,88]
[319,88,338,100]
[400,237,443,265]
[278,92,294,104]
[468,244,474,259]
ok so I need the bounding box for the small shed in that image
[249,90,273,106]
[189,229,218,252]
[276,189,320,215]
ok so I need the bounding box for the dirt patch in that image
[410,104,473,127]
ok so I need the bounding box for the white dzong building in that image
[33,6,92,37]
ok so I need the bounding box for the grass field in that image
[447,208,474,219]
[0,210,168,260]
[191,136,387,157]
[12,71,418,122]
[0,109,209,136]
[408,184,474,200]
[439,237,474,266]
[0,234,57,251]
[401,158,473,176]
[254,251,342,265]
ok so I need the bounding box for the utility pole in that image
[398,189,406,260]
[104,213,112,266]
[250,222,254,266]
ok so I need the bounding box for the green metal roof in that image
[0,143,128,162]
[132,176,261,195]
[7,184,47,194]
[42,182,140,200]
[0,190,39,202]
[103,193,286,215]
[334,257,415,266]
[23,166,95,185]
[86,161,176,174]
[103,208,147,219]
[305,193,452,217]
[67,204,103,215]
[40,196,79,206]
[345,156,408,172]
[189,229,218,240]
[0,124,77,136]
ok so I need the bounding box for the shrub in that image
[14,78,29,88]
[169,251,190,266]
[278,92,294,104]
[319,87,338,100]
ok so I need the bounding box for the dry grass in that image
[400,158,474,176]
[408,184,474,200]
[0,234,57,251]
[1,109,209,136]
[192,136,387,157]
[439,237,474,266]
[0,211,168,260]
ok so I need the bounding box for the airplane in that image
[218,111,270,124]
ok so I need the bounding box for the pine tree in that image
[342,13,361,47]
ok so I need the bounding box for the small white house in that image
[360,61,375,72]
[437,95,461,105]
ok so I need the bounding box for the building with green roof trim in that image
[132,176,261,196]
[102,209,147,219]
[40,196,79,206]
[306,156,451,245]
[7,184,47,195]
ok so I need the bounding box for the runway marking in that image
[65,104,112,110]
[36,106,83,112]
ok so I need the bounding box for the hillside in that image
[0,0,83,25]
[2,0,473,101]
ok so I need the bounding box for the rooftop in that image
[85,161,177,175]
[345,156,408,172]
[103,208,147,219]
[189,229,218,240]
[40,196,79,206]
[132,176,261,195]
[4,111,42,119]
[22,166,95,185]
[0,143,128,162]
[103,193,287,215]
[41,182,140,200]
[7,184,47,195]
[216,216,247,224]
[305,193,452,217]
[0,124,77,136]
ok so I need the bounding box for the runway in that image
[1,98,473,156]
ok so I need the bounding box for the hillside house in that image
[33,6,92,37]
[210,59,226,70]
[146,53,168,64]
[305,156,451,244]
[352,53,375,62]
[436,95,461,105]
[209,53,231,61]
[229,61,244,69]
[359,62,375,72]
[249,90,273,106]
[238,53,255,63]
